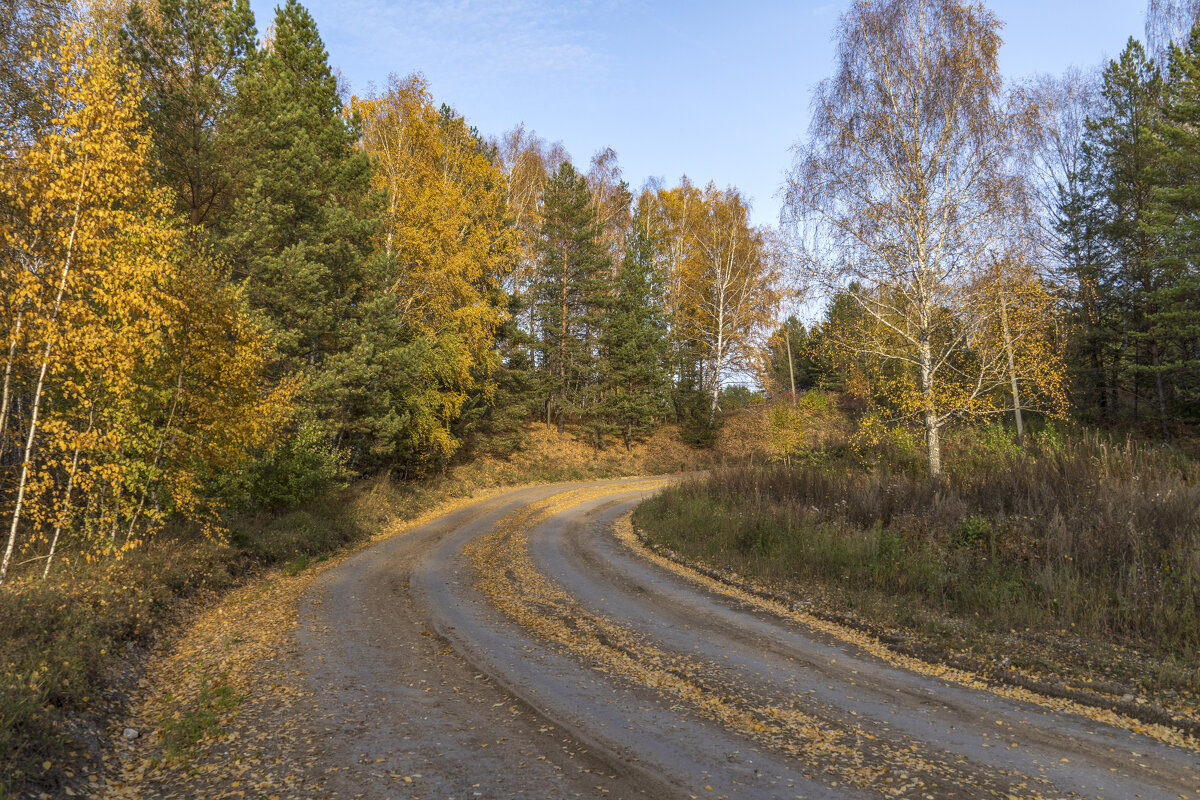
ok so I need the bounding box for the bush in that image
[221,418,349,511]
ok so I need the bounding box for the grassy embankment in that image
[0,422,719,799]
[635,393,1200,716]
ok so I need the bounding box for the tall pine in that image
[1090,38,1173,438]
[599,228,669,450]
[1146,26,1200,422]
[535,162,611,434]
[121,0,257,227]
[219,0,379,377]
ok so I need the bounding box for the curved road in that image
[294,478,1198,799]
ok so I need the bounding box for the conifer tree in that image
[600,229,670,450]
[219,0,379,377]
[1090,38,1173,437]
[121,0,257,227]
[1145,27,1200,420]
[535,162,611,434]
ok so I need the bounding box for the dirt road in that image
[290,478,1198,799]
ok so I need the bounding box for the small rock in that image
[122,728,139,740]
[1120,693,1134,703]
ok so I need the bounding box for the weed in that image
[635,427,1200,672]
[159,668,241,761]
[282,555,310,576]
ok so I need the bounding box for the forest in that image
[0,0,787,586]
[2,0,1199,794]
[3,0,1197,583]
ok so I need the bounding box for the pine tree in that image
[1145,26,1200,421]
[1058,133,1124,419]
[219,0,378,377]
[1090,38,1173,438]
[600,229,669,450]
[765,317,823,398]
[534,162,612,434]
[121,0,257,227]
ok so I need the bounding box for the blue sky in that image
[248,1,1147,228]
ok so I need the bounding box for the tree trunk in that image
[999,295,1024,445]
[1151,340,1171,442]
[1,172,86,585]
[919,336,942,479]
[785,328,796,404]
[44,406,93,579]
[0,309,23,457]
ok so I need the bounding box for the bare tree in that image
[586,147,633,268]
[1025,69,1103,281]
[783,0,1044,478]
[1147,0,1200,61]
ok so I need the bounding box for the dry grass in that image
[0,420,721,798]
[634,414,1200,705]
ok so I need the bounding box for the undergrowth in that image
[635,420,1200,694]
[0,420,720,798]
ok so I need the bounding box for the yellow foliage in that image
[351,75,515,454]
[639,180,783,415]
[0,24,288,581]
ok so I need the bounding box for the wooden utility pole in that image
[785,326,796,404]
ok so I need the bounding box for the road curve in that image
[294,478,1199,799]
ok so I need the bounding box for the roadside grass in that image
[158,666,241,762]
[634,421,1200,701]
[0,420,725,799]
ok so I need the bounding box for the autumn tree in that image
[645,180,782,422]
[0,0,74,145]
[783,0,1062,477]
[0,22,285,582]
[346,74,515,467]
[586,147,633,268]
[494,124,567,355]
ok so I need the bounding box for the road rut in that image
[294,478,1198,799]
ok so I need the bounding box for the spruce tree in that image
[599,229,669,450]
[1090,38,1172,437]
[1057,134,1124,419]
[535,162,611,434]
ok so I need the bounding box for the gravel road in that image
[292,478,1198,800]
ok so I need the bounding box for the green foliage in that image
[719,385,758,410]
[534,161,612,433]
[765,316,823,394]
[220,0,378,377]
[599,228,671,449]
[223,417,347,511]
[121,0,257,226]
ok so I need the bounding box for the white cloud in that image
[309,0,609,87]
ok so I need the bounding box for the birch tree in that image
[783,0,1053,477]
[645,181,782,421]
